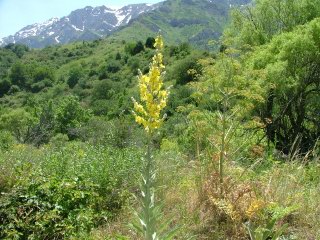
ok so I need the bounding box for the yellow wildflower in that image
[132,34,169,133]
[154,35,164,50]
[211,197,240,221]
[246,199,266,219]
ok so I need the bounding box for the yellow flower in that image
[132,34,169,133]
[133,101,147,116]
[154,35,164,50]
[211,197,240,221]
[246,199,266,219]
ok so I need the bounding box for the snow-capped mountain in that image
[0,3,159,48]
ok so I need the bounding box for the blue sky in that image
[0,0,162,38]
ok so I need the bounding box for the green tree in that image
[28,101,56,146]
[92,79,120,101]
[0,78,11,97]
[248,18,320,154]
[4,43,29,58]
[115,52,122,60]
[145,37,155,49]
[9,62,29,89]
[0,108,37,143]
[169,55,202,85]
[56,96,91,139]
[226,0,320,48]
[125,41,145,55]
[31,65,55,92]
[106,60,121,73]
[67,65,83,88]
[133,41,145,55]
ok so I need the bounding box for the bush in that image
[125,41,144,56]
[55,95,92,139]
[49,133,69,147]
[0,142,145,238]
[0,108,37,143]
[167,55,202,85]
[0,176,110,239]
[106,60,121,73]
[67,65,83,88]
[0,141,145,238]
[0,78,11,97]
[0,130,15,151]
[145,37,155,49]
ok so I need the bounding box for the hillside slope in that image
[111,0,251,49]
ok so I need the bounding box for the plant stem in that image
[219,100,227,198]
[142,133,155,240]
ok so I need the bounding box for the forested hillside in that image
[0,0,319,239]
[112,0,251,49]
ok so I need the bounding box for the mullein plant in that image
[131,35,174,240]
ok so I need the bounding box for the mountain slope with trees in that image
[112,0,251,49]
[0,0,251,49]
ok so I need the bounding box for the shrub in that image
[0,108,37,143]
[145,37,155,49]
[0,176,110,239]
[0,130,15,151]
[67,65,83,88]
[0,78,11,97]
[106,60,121,73]
[125,41,144,56]
[167,55,202,85]
[55,95,92,139]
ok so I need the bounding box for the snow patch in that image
[115,11,127,26]
[17,26,38,38]
[55,36,60,43]
[42,17,59,27]
[71,24,84,31]
[48,31,55,36]
[126,15,132,24]
[104,8,117,13]
[103,21,115,27]
[16,17,59,39]
[112,3,156,27]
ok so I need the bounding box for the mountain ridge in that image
[0,3,160,48]
[0,0,250,49]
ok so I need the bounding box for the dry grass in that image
[259,162,320,239]
[90,150,320,240]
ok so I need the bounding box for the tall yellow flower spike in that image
[132,34,169,133]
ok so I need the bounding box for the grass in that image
[0,139,319,239]
[83,138,318,239]
[0,142,144,239]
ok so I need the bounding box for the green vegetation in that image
[111,0,246,50]
[0,0,319,239]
